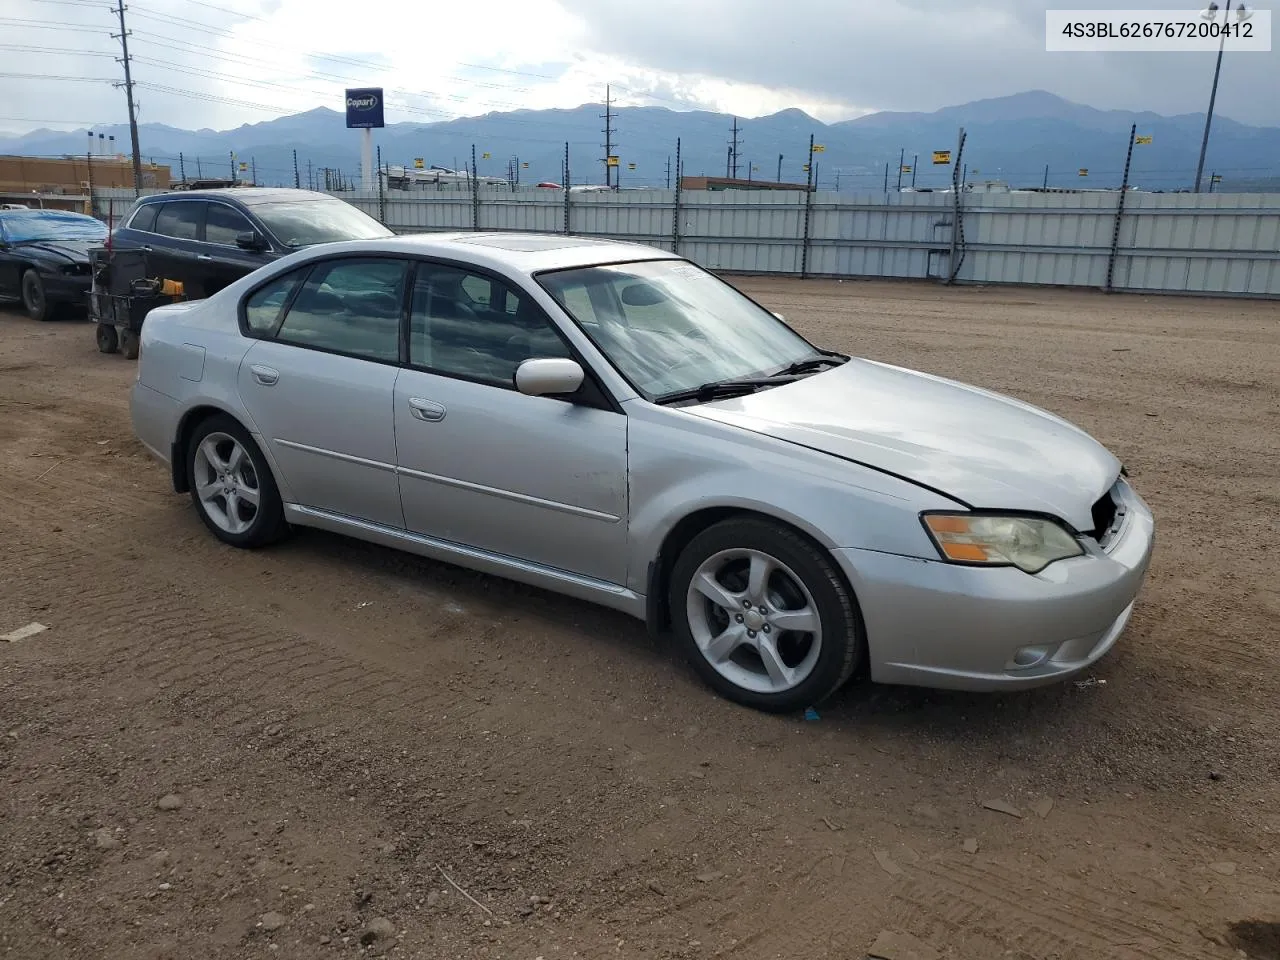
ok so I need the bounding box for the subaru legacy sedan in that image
[129,233,1154,713]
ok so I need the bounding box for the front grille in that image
[1089,482,1125,548]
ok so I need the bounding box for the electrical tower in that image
[111,0,143,194]
[601,84,614,189]
[728,117,741,179]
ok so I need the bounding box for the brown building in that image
[679,175,812,192]
[0,155,171,195]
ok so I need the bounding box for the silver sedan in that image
[130,232,1155,713]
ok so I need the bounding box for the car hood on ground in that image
[11,238,100,265]
[683,358,1120,532]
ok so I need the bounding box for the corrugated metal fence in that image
[90,186,1280,298]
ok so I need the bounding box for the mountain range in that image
[3,90,1278,192]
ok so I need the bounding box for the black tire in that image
[21,269,50,322]
[120,329,139,360]
[668,517,863,714]
[187,414,289,549]
[96,323,119,354]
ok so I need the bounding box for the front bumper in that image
[42,271,91,307]
[834,479,1155,691]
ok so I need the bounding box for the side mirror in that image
[515,357,585,397]
[236,230,265,251]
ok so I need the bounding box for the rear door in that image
[202,201,274,294]
[236,255,409,528]
[150,200,208,294]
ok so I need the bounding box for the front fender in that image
[624,407,956,593]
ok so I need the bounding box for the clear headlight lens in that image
[922,513,1084,574]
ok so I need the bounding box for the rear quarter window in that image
[129,202,159,233]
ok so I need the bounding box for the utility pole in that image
[196,156,202,179]
[1194,1,1244,192]
[307,159,313,191]
[293,149,300,189]
[883,162,888,192]
[728,117,740,179]
[111,0,143,195]
[896,147,905,192]
[1043,164,1049,190]
[178,151,185,182]
[777,154,783,182]
[601,84,614,189]
[251,156,257,187]
[911,154,918,189]
[725,145,732,178]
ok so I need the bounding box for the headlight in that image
[921,513,1084,574]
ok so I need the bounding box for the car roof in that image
[0,208,99,220]
[139,188,334,207]
[289,232,682,275]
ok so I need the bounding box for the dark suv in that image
[111,187,393,298]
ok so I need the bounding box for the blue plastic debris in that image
[803,707,820,721]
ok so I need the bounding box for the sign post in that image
[345,87,385,191]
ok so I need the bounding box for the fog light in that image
[1010,645,1051,669]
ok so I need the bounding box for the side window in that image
[154,202,203,241]
[409,265,570,386]
[205,203,254,246]
[274,258,406,362]
[243,270,305,337]
[129,202,159,233]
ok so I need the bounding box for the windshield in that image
[537,259,818,399]
[252,198,393,248]
[1,210,108,243]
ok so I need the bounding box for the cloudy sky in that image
[1,0,1277,135]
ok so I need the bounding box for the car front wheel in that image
[187,415,288,548]
[21,270,51,321]
[669,517,863,713]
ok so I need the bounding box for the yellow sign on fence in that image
[607,155,619,167]
[1078,168,1089,177]
[932,150,951,164]
[1136,135,1153,145]
[413,158,424,169]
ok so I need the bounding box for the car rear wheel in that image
[21,270,50,322]
[669,517,863,713]
[187,415,288,548]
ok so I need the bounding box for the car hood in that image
[12,238,99,265]
[683,358,1120,532]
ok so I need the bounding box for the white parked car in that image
[130,233,1155,713]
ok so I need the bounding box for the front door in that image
[201,201,274,296]
[236,256,409,528]
[393,262,629,585]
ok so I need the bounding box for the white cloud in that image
[0,0,1276,136]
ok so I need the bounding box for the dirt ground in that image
[1,278,1278,960]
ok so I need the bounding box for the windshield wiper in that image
[773,351,849,377]
[653,376,799,406]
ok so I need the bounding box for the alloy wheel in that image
[193,432,262,536]
[684,548,823,695]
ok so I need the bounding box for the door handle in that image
[250,364,279,386]
[197,254,213,261]
[140,244,152,252]
[407,397,446,422]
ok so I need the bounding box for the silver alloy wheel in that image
[193,432,262,536]
[685,548,823,695]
